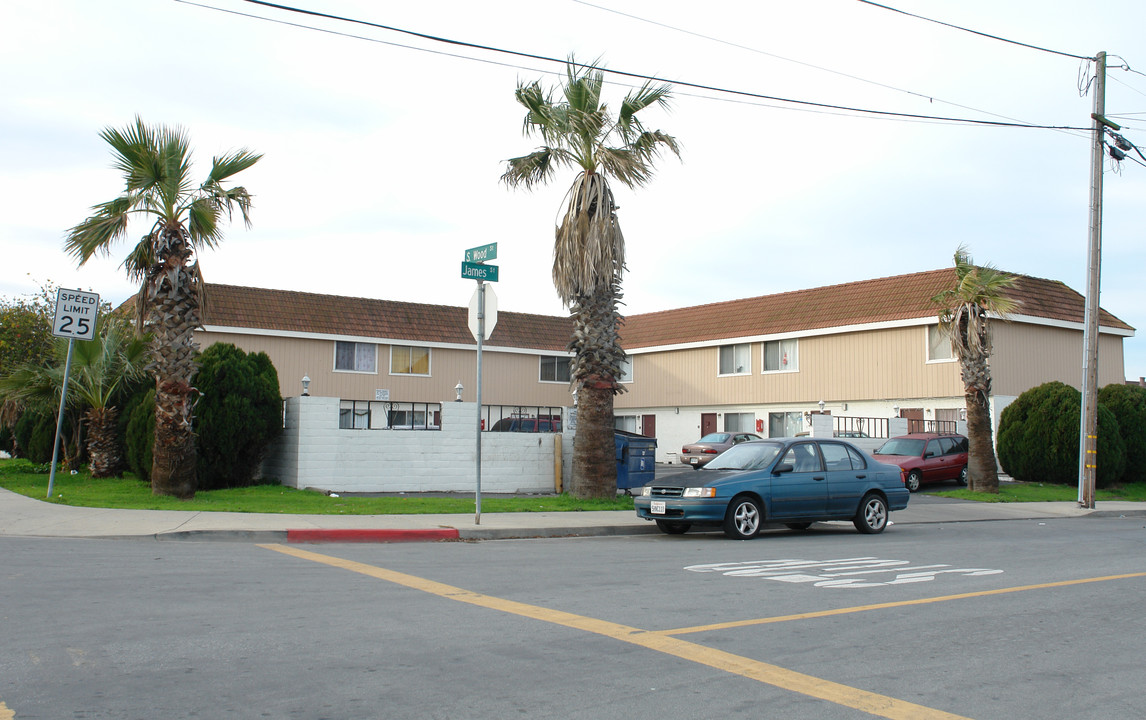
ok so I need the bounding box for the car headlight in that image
[683,487,716,498]
[640,486,652,497]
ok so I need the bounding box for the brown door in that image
[901,408,925,433]
[641,414,656,438]
[701,413,717,436]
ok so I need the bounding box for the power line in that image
[854,0,1092,61]
[232,0,1089,132]
[571,0,1046,130]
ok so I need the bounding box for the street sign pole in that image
[475,281,484,525]
[47,288,99,498]
[46,339,76,498]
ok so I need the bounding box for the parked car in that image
[873,433,968,492]
[489,416,562,433]
[635,438,909,539]
[834,430,870,438]
[680,432,761,468]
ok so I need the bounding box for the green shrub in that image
[124,389,155,483]
[1097,384,1146,483]
[192,343,283,491]
[998,381,1125,488]
[13,409,58,464]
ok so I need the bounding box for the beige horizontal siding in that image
[990,323,1125,395]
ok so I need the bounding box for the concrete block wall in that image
[263,397,570,494]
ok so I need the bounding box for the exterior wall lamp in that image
[301,375,311,397]
[455,382,464,402]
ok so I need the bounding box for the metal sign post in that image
[462,244,498,524]
[47,288,99,498]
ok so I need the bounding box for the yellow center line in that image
[259,543,970,720]
[0,701,12,720]
[659,572,1146,636]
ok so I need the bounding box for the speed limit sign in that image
[52,288,100,341]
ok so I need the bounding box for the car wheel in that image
[905,470,922,493]
[854,493,889,534]
[723,495,763,540]
[785,522,813,531]
[655,520,691,535]
[957,466,968,486]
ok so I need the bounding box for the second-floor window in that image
[763,339,798,372]
[334,341,376,373]
[719,343,751,375]
[391,345,430,375]
[928,325,954,361]
[540,355,571,383]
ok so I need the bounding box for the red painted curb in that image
[287,528,460,543]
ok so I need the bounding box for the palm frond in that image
[207,149,263,184]
[618,81,673,139]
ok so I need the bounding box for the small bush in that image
[124,389,155,482]
[14,409,58,464]
[998,381,1125,488]
[193,343,283,491]
[1097,384,1146,483]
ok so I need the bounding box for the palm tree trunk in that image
[961,350,1000,493]
[85,406,120,478]
[145,230,201,499]
[570,380,617,498]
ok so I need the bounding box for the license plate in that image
[651,500,666,515]
[689,457,699,464]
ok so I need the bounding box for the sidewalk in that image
[1,486,1143,543]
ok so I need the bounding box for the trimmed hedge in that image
[124,389,155,483]
[192,343,283,491]
[1097,384,1146,483]
[997,381,1125,488]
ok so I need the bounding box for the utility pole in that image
[1078,51,1106,510]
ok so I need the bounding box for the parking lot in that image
[2,513,1144,719]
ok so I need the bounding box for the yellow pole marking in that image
[661,572,1146,636]
[0,701,13,720]
[260,544,969,720]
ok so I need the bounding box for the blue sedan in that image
[634,438,909,539]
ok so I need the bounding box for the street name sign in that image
[52,288,99,341]
[464,243,497,263]
[461,261,499,282]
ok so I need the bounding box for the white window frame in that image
[618,355,633,384]
[718,343,751,376]
[614,415,638,433]
[333,341,377,374]
[390,345,431,376]
[724,412,756,433]
[927,325,955,363]
[763,339,798,373]
[539,355,572,383]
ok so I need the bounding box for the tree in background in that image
[931,246,1018,493]
[64,117,260,498]
[0,316,148,477]
[0,282,55,379]
[193,343,282,490]
[502,59,679,498]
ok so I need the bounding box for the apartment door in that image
[641,414,656,438]
[701,413,717,436]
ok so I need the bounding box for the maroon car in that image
[680,432,762,468]
[873,433,969,492]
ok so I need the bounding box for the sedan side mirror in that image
[773,462,794,474]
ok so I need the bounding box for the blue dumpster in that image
[615,430,657,491]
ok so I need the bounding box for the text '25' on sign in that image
[52,288,100,341]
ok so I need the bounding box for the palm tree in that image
[502,60,679,498]
[65,117,260,498]
[931,246,1018,493]
[0,317,148,477]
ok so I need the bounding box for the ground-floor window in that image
[768,411,803,438]
[724,412,755,432]
[614,415,638,433]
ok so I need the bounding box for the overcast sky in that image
[3,0,1144,380]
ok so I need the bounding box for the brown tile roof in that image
[201,284,573,352]
[619,269,1133,349]
[199,269,1132,353]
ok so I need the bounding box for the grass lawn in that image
[930,480,1146,503]
[0,458,634,514]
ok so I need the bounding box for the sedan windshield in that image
[705,442,783,471]
[875,438,925,456]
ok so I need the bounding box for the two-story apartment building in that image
[195,268,1133,464]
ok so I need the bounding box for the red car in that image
[873,433,969,492]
